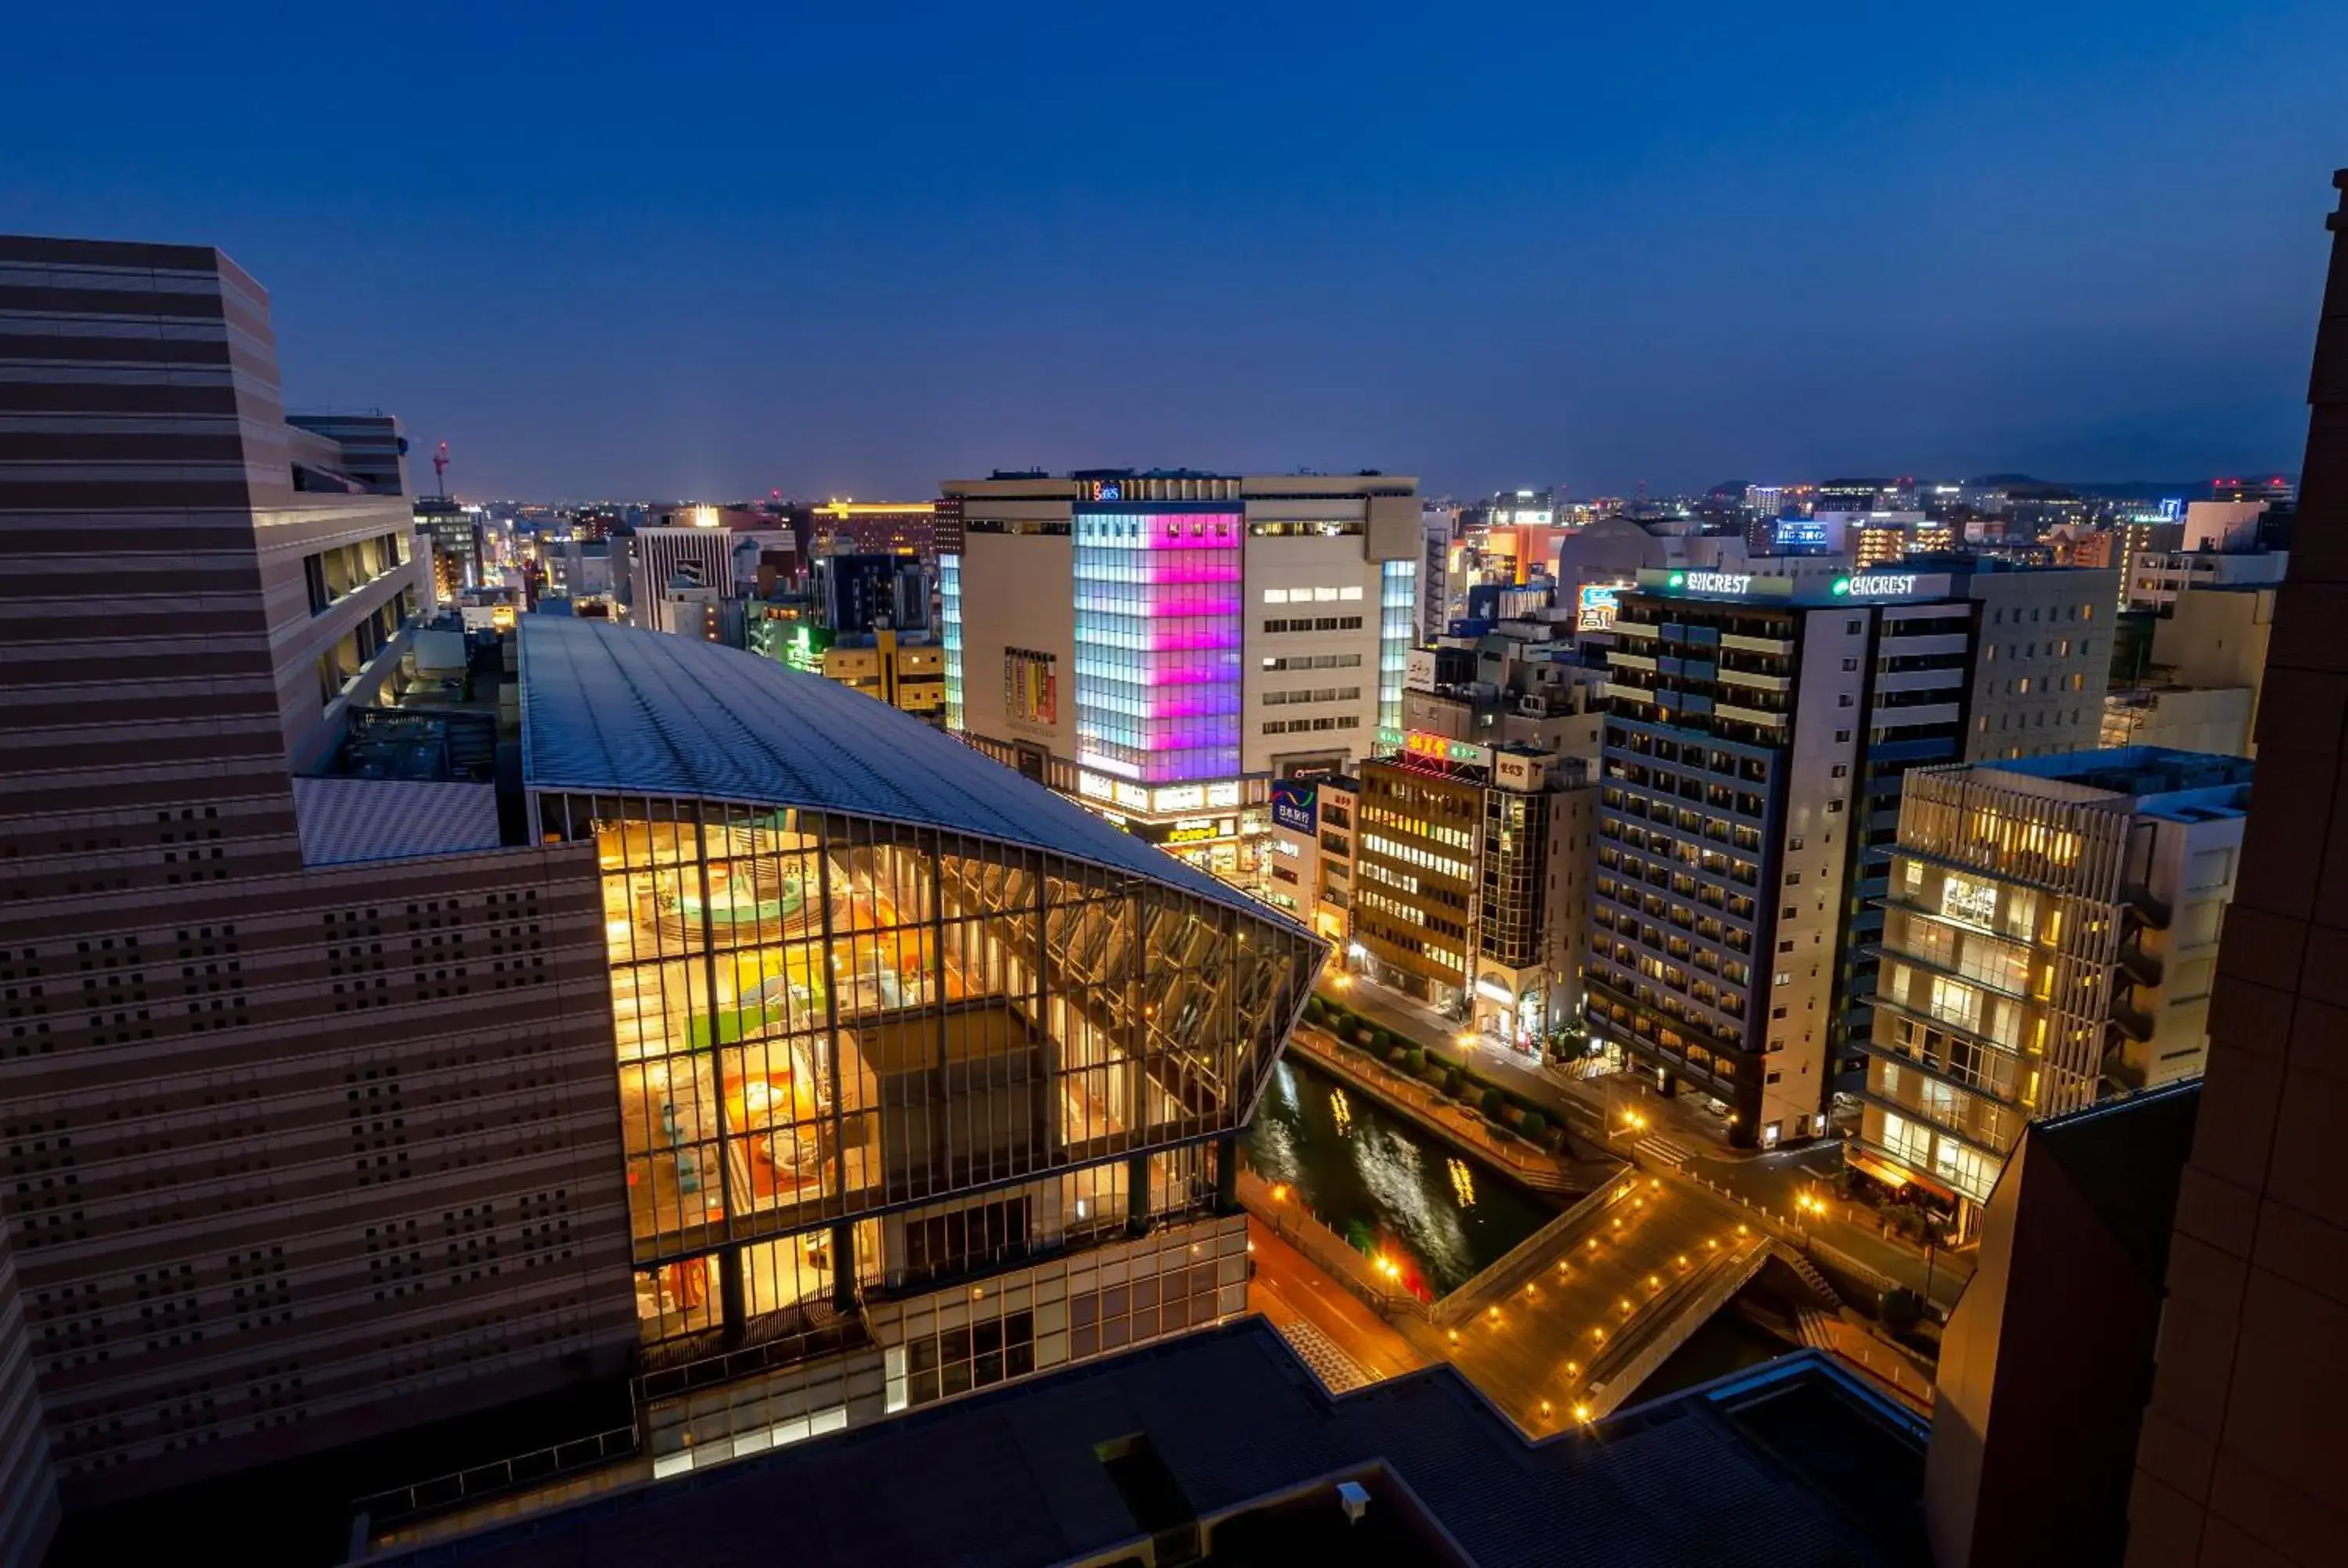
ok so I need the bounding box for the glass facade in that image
[939,552,963,732]
[1071,509,1243,783]
[534,790,1317,1361]
[1377,557,1417,746]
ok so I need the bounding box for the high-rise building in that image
[2101,584,2278,758]
[1856,748,2251,1236]
[2209,474,2296,505]
[2124,171,2348,1568]
[1589,563,2116,1147]
[940,469,1421,886]
[1352,739,1594,1053]
[2123,505,2289,615]
[0,234,633,1516]
[808,501,943,567]
[415,495,488,601]
[814,552,930,636]
[1418,504,1456,645]
[1263,774,1357,943]
[626,525,739,633]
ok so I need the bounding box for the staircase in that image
[1774,1243,1843,1309]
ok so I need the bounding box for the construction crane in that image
[433,441,450,498]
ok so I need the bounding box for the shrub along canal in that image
[1244,1054,1556,1301]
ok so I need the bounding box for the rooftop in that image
[517,617,1284,922]
[398,1318,1926,1568]
[1984,746,2256,804]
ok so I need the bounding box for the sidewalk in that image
[1244,1217,1428,1383]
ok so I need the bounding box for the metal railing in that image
[1288,1028,1575,1189]
[1238,1167,1432,1322]
[1428,1171,1636,1328]
[354,1425,639,1529]
[1583,1237,1772,1419]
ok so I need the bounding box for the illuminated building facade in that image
[1857,750,2249,1236]
[1590,564,2116,1147]
[939,470,1421,886]
[1349,738,1592,1052]
[415,494,487,600]
[520,616,1321,1473]
[810,501,944,567]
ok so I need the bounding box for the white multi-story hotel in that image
[940,470,1421,886]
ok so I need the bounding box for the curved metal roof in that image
[519,616,1283,920]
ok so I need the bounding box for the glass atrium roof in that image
[519,616,1291,922]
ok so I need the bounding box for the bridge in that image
[1413,1173,1781,1430]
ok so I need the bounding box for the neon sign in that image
[1669,571,1753,595]
[1831,574,1918,598]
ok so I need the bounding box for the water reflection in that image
[1245,1057,1552,1297]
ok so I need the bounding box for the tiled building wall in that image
[2125,171,2348,1568]
[3,843,636,1502]
[0,1215,59,1568]
[0,235,637,1507]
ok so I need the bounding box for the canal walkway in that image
[1284,1025,1621,1196]
[1319,978,1979,1314]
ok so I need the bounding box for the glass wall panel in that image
[550,783,1320,1349]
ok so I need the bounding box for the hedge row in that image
[1302,995,1567,1154]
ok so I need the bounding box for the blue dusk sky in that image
[5,2,2345,500]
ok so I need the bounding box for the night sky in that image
[9,3,2344,500]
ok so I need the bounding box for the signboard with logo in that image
[1004,647,1057,724]
[1828,573,1950,601]
[1403,731,1491,768]
[1576,581,1629,632]
[1269,779,1319,836]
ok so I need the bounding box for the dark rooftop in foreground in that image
[394,1318,1927,1567]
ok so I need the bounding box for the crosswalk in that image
[1269,1316,1371,1394]
[1633,1135,1700,1171]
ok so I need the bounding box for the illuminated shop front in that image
[520,617,1322,1385]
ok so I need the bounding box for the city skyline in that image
[7,5,2344,500]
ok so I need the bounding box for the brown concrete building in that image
[0,236,639,1526]
[2123,171,2348,1568]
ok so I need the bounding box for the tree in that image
[1303,998,1327,1024]
[1442,1069,1464,1097]
[1401,1048,1424,1074]
[1480,1086,1507,1119]
[1519,1110,1547,1141]
[1880,1286,1924,1335]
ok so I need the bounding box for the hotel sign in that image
[1834,574,1914,597]
[1669,570,1752,595]
[1829,572,1950,600]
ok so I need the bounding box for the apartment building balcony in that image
[2117,941,2164,990]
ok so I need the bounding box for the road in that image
[1245,1217,1428,1383]
[1320,977,1975,1314]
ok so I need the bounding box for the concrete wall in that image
[954,530,1075,762]
[1766,606,1871,1142]
[1243,533,1382,776]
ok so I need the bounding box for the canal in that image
[1244,1055,1556,1300]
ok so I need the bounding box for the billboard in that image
[1004,647,1057,725]
[1576,581,1628,632]
[1269,779,1318,836]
